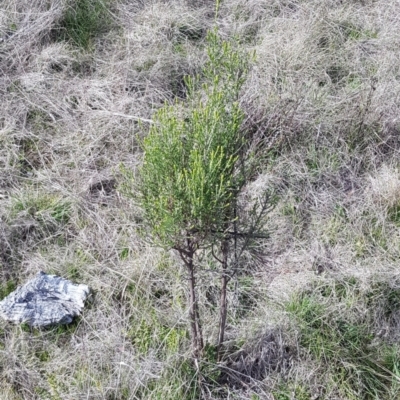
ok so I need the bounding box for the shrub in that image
[122,29,261,359]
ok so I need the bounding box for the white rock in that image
[0,272,90,326]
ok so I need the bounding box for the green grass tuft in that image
[0,280,16,300]
[58,0,112,50]
[128,315,188,356]
[286,277,400,399]
[10,192,72,225]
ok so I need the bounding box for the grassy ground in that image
[1,0,400,398]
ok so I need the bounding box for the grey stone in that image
[0,272,89,326]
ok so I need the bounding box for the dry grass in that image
[1,0,400,398]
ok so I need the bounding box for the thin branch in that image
[174,247,191,267]
[210,229,270,239]
[94,110,155,124]
[229,191,276,277]
[211,244,224,264]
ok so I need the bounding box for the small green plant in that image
[347,74,363,90]
[272,383,311,400]
[337,21,378,41]
[10,192,71,225]
[366,281,400,319]
[0,280,16,300]
[36,350,51,362]
[121,29,270,360]
[47,373,64,400]
[58,0,111,50]
[118,247,130,261]
[129,316,187,356]
[34,386,52,399]
[65,264,80,280]
[388,203,400,226]
[305,144,341,176]
[9,22,17,32]
[26,109,53,131]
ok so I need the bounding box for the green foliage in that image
[0,280,16,300]
[272,383,311,400]
[118,247,130,260]
[9,22,17,32]
[26,109,53,131]
[347,74,363,90]
[59,0,111,50]
[65,264,80,280]
[388,203,400,226]
[337,21,378,41]
[53,318,81,335]
[287,277,400,399]
[200,343,221,383]
[131,30,251,248]
[47,373,65,400]
[304,144,341,175]
[34,386,53,399]
[36,350,51,362]
[10,192,71,225]
[128,316,187,356]
[20,322,32,332]
[121,28,263,361]
[365,281,400,319]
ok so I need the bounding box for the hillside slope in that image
[1,0,400,399]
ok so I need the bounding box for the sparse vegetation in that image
[1,0,400,398]
[9,192,71,225]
